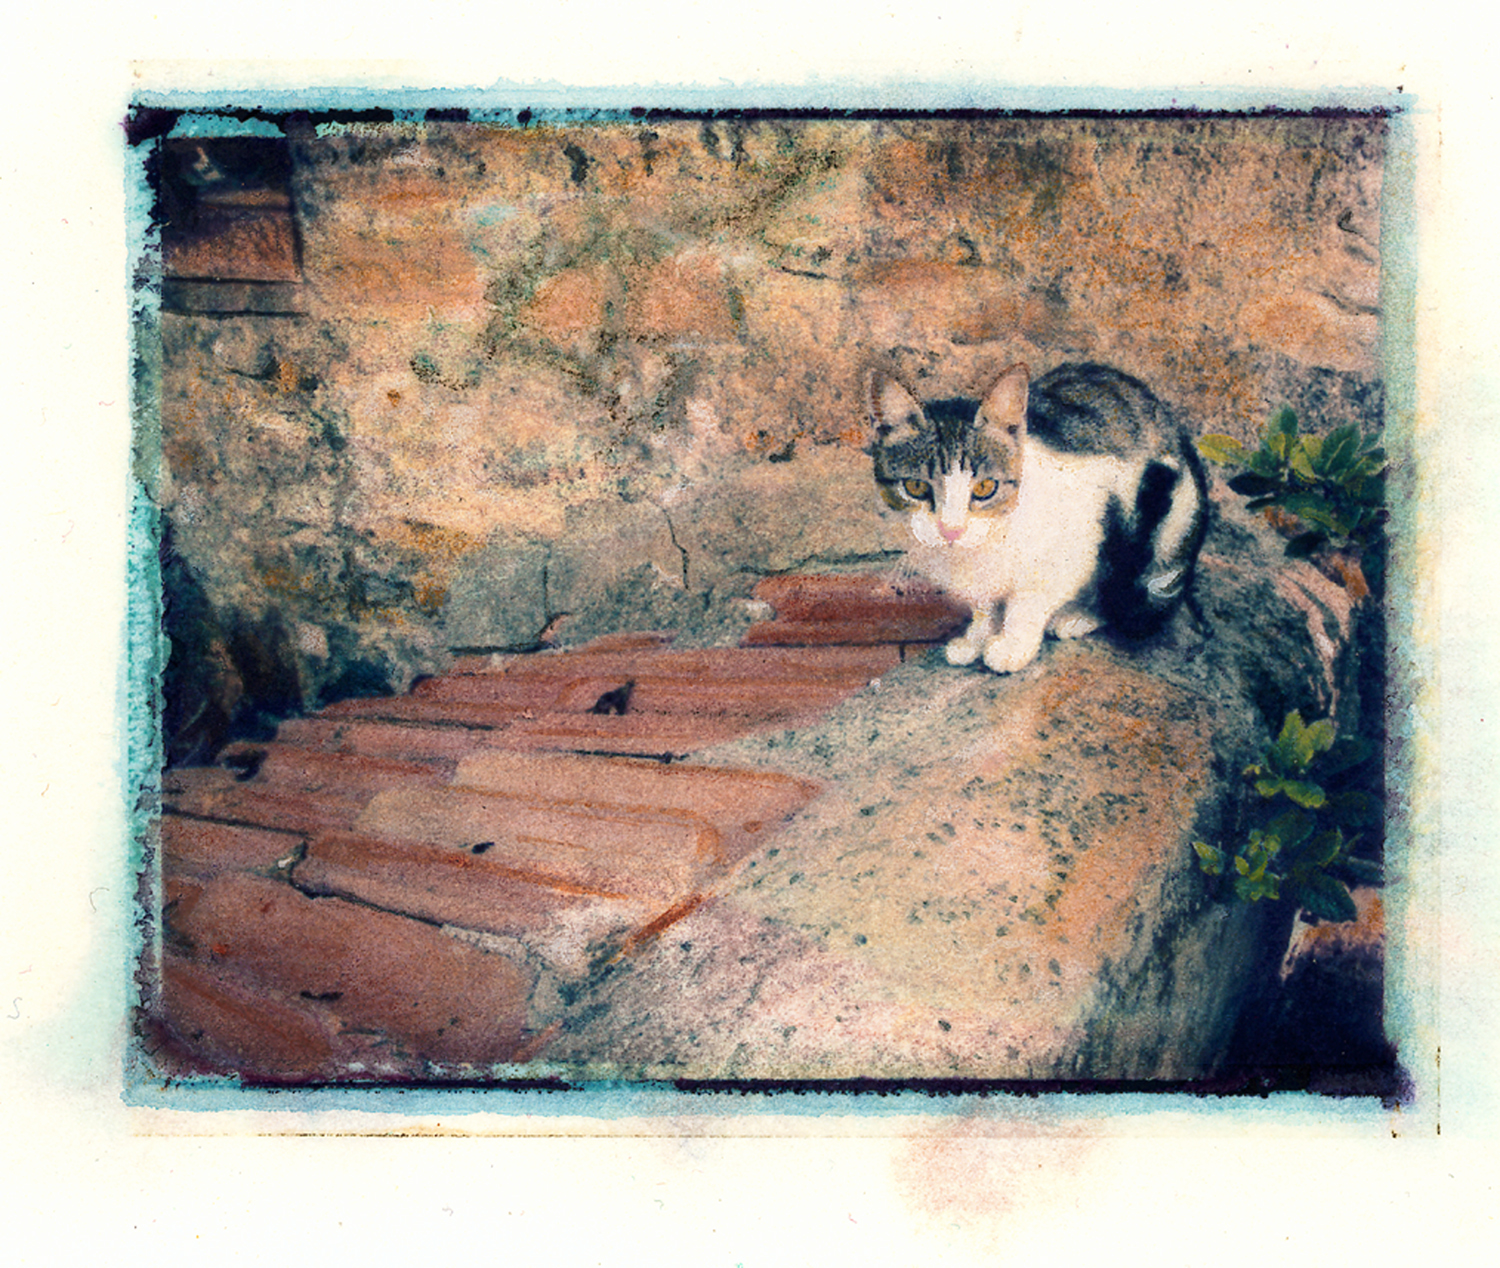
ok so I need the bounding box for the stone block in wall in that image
[440,533,551,652]
[624,250,740,343]
[664,441,906,597]
[519,264,625,345]
[1236,291,1378,374]
[542,496,698,645]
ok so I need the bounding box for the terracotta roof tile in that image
[351,785,714,903]
[166,872,537,1064]
[161,816,305,877]
[146,578,940,1080]
[156,951,342,1082]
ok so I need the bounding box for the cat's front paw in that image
[945,635,984,666]
[981,635,1042,675]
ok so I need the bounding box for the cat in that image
[869,361,1207,674]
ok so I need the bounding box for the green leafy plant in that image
[1193,710,1382,922]
[1198,407,1387,566]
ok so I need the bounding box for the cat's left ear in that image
[867,371,925,449]
[979,363,1030,442]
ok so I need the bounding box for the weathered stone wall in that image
[143,112,1385,758]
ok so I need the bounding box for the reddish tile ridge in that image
[743,572,969,648]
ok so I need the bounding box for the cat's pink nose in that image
[939,523,965,543]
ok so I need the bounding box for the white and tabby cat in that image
[870,362,1207,674]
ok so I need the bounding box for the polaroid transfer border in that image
[122,83,1424,1128]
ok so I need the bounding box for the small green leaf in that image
[1273,711,1309,771]
[1319,737,1375,778]
[1281,780,1328,809]
[1235,871,1282,903]
[1319,426,1361,475]
[1193,841,1224,875]
[1299,717,1336,764]
[1267,809,1315,853]
[1269,407,1299,439]
[1351,468,1386,502]
[1336,856,1384,885]
[1248,447,1284,479]
[1197,435,1249,466]
[1299,872,1358,923]
[1297,504,1350,535]
[1277,710,1307,744]
[1289,445,1318,482]
[1255,777,1287,800]
[1309,829,1345,868]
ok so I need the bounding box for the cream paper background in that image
[3,4,1495,1262]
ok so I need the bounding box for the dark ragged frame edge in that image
[121,95,1424,1122]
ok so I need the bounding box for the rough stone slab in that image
[453,751,822,868]
[412,669,857,720]
[536,642,1281,1081]
[283,706,767,762]
[411,673,577,708]
[161,816,305,877]
[165,748,444,836]
[573,631,679,653]
[443,632,677,676]
[743,573,970,645]
[512,644,901,678]
[166,872,537,1065]
[294,830,653,975]
[547,674,858,721]
[428,644,900,689]
[353,785,717,902]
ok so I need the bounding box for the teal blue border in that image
[129,81,1406,115]
[123,85,1422,1127]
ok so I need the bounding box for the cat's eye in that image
[971,477,999,501]
[902,478,932,501]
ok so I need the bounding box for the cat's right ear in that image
[979,363,1030,441]
[867,372,925,448]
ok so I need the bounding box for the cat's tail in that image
[1097,435,1208,639]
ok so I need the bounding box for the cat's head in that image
[868,364,1029,549]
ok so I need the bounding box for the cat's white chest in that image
[927,534,1016,602]
[907,446,1134,609]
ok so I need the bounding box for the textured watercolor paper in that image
[5,4,1498,1263]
